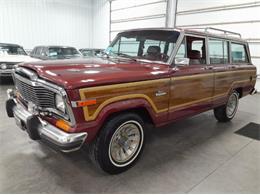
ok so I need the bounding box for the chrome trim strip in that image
[168,30,185,65]
[0,69,12,73]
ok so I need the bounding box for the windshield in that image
[48,47,81,59]
[0,45,27,55]
[105,30,180,63]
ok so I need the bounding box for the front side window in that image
[106,30,180,63]
[0,45,27,55]
[208,39,229,64]
[231,43,249,63]
[186,36,206,65]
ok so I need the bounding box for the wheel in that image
[214,91,239,122]
[89,113,145,174]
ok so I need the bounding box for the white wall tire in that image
[214,91,239,122]
[89,113,145,174]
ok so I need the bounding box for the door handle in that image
[204,66,214,70]
[155,90,167,97]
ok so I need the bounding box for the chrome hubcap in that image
[226,93,238,118]
[109,121,143,167]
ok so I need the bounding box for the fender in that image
[73,98,169,142]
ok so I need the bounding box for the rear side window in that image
[231,43,249,63]
[208,39,229,64]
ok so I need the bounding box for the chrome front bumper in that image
[6,90,87,152]
[0,69,12,77]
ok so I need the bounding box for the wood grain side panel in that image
[170,74,214,111]
[79,79,171,121]
[214,70,256,97]
[78,70,256,122]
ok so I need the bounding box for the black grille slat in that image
[15,77,56,109]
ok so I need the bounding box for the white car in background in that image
[0,43,39,80]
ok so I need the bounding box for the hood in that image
[19,58,170,89]
[0,54,40,63]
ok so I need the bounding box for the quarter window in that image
[208,39,229,64]
[231,43,249,63]
[175,40,186,58]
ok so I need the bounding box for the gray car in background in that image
[30,45,82,60]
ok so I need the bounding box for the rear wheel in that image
[214,91,239,122]
[89,113,145,174]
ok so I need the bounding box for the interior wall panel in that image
[111,0,164,10]
[0,0,92,49]
[110,0,168,41]
[111,2,167,21]
[177,7,260,27]
[111,17,166,33]
[177,0,258,12]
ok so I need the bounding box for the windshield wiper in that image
[114,52,137,61]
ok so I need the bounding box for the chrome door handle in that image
[155,90,167,97]
[204,66,214,70]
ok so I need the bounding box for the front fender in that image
[75,98,168,143]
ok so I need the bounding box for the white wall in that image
[110,0,168,41]
[0,0,93,49]
[92,0,110,49]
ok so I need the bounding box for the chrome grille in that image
[0,62,16,69]
[15,77,56,108]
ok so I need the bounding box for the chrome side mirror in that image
[174,58,190,66]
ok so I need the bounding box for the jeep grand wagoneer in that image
[6,28,257,174]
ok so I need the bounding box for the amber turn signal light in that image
[56,119,71,132]
[75,99,97,107]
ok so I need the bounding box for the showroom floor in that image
[0,79,259,193]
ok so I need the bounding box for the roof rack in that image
[187,27,242,38]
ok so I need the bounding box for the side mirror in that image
[174,58,190,66]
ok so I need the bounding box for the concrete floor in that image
[0,79,259,193]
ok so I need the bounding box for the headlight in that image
[1,63,7,69]
[55,94,66,113]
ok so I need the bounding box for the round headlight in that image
[1,63,7,69]
[55,94,66,113]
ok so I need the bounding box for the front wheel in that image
[89,113,145,174]
[214,91,239,122]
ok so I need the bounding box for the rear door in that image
[207,38,230,106]
[169,35,214,121]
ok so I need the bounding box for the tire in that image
[89,113,145,174]
[214,91,239,122]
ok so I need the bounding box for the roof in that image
[0,43,23,47]
[79,48,104,51]
[119,27,246,43]
[33,45,77,49]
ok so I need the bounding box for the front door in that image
[169,35,214,121]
